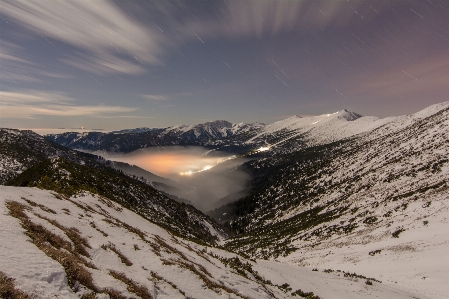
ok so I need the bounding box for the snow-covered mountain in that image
[212,105,449,155]
[163,120,264,141]
[115,120,265,138]
[0,186,430,299]
[212,102,449,298]
[46,120,264,153]
[47,104,448,156]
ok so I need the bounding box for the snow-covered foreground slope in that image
[281,190,449,299]
[0,186,427,299]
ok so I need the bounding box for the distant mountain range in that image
[46,120,265,153]
[47,105,447,156]
[1,102,448,298]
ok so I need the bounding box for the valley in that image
[1,102,448,298]
[87,146,252,211]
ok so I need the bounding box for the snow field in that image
[283,192,449,299]
[0,186,431,298]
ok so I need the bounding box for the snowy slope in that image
[281,195,449,299]
[219,102,449,298]
[0,186,428,299]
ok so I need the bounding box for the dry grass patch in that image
[22,197,57,214]
[150,271,186,296]
[94,204,111,216]
[5,201,140,298]
[175,259,250,299]
[65,197,97,214]
[90,221,108,237]
[114,218,147,240]
[109,270,153,299]
[102,218,120,227]
[153,235,188,260]
[6,201,99,292]
[103,244,133,266]
[0,271,35,299]
[33,213,92,258]
[51,192,68,200]
[80,292,96,299]
[98,196,123,212]
[102,288,128,299]
[150,235,251,298]
[161,258,176,266]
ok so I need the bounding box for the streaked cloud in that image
[141,94,169,101]
[0,41,71,82]
[180,1,394,40]
[1,1,395,77]
[0,90,136,118]
[1,1,447,129]
[1,0,163,75]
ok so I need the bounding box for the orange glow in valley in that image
[124,153,221,176]
[98,148,234,178]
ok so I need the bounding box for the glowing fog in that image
[93,146,252,211]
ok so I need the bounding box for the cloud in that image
[179,1,396,40]
[0,42,37,83]
[62,52,147,76]
[1,1,399,78]
[0,90,136,118]
[0,42,30,64]
[0,41,71,82]
[1,0,164,75]
[141,94,169,101]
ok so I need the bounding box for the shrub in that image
[392,228,405,238]
[368,249,382,256]
[105,244,132,266]
[278,283,292,292]
[291,288,322,298]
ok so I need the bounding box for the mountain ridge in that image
[46,103,449,155]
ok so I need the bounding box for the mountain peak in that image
[334,109,362,121]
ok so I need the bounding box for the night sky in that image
[1,0,448,131]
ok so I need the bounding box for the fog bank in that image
[95,146,251,211]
